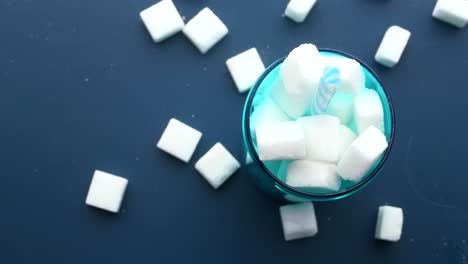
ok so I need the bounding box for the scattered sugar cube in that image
[432,0,468,28]
[280,44,323,96]
[326,92,355,125]
[140,0,185,43]
[183,8,228,54]
[226,48,266,93]
[157,118,203,162]
[195,143,240,189]
[256,121,306,161]
[279,202,318,241]
[322,56,365,95]
[286,160,341,192]
[337,125,357,161]
[284,0,317,23]
[85,170,128,213]
[354,88,384,134]
[249,97,291,136]
[337,126,388,182]
[298,115,340,163]
[375,205,404,242]
[270,78,313,118]
[375,26,411,68]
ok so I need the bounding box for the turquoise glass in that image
[242,49,395,202]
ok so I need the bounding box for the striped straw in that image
[311,66,341,115]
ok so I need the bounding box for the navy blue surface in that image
[1,0,467,263]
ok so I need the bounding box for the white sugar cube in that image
[287,160,341,192]
[354,88,384,134]
[298,115,341,163]
[337,125,357,161]
[157,118,202,162]
[284,0,317,23]
[249,97,291,136]
[183,8,228,54]
[226,48,266,93]
[85,170,128,213]
[281,44,323,96]
[326,92,355,125]
[337,126,388,182]
[140,0,185,43]
[270,78,312,118]
[375,205,404,242]
[195,143,240,189]
[432,0,468,28]
[322,56,365,95]
[279,202,318,241]
[256,121,306,161]
[375,26,411,68]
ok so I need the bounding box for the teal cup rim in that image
[242,48,396,201]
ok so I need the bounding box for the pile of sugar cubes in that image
[252,43,389,193]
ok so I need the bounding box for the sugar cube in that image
[279,202,318,241]
[354,88,384,134]
[375,26,411,68]
[280,44,323,96]
[249,97,291,136]
[284,0,317,23]
[375,205,404,242]
[157,118,203,162]
[298,115,341,163]
[432,0,468,28]
[322,56,365,95]
[85,170,128,213]
[337,126,388,182]
[226,48,266,93]
[286,160,341,192]
[140,0,185,43]
[195,143,240,189]
[183,8,228,54]
[326,92,355,125]
[337,125,357,161]
[256,121,306,161]
[270,78,312,118]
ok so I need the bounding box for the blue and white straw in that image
[311,66,341,115]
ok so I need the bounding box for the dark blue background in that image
[1,0,467,263]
